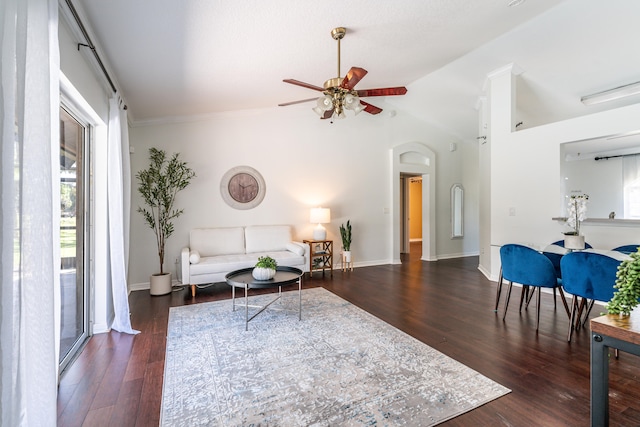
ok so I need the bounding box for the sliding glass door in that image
[59,105,90,372]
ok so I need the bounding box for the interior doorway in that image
[400,174,422,259]
[391,142,436,263]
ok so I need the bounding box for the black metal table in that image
[225,266,303,331]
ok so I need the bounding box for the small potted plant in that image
[607,249,640,316]
[253,256,277,280]
[564,193,588,249]
[340,220,352,263]
[137,148,195,295]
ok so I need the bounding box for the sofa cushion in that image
[250,251,305,268]
[245,225,291,253]
[189,250,305,277]
[190,227,245,257]
[189,250,201,264]
[190,254,258,276]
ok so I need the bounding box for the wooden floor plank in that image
[57,249,640,426]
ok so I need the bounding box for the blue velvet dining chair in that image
[500,244,569,331]
[560,251,621,342]
[544,239,593,278]
[611,245,640,255]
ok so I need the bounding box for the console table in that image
[590,309,640,426]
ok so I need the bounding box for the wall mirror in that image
[451,184,464,238]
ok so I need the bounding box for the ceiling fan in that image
[278,27,407,120]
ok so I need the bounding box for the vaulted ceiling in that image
[72,0,640,142]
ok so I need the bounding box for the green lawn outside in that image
[10,217,77,267]
[61,217,76,258]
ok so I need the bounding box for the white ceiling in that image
[73,0,640,142]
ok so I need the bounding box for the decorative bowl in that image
[252,267,275,281]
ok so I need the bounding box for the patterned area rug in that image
[161,287,510,426]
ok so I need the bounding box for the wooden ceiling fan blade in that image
[278,98,318,107]
[360,100,383,115]
[341,67,368,90]
[283,79,325,92]
[321,109,334,119]
[356,86,407,97]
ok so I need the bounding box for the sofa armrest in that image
[292,241,310,272]
[181,247,191,284]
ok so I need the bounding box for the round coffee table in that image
[225,266,303,331]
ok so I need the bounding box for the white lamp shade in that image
[313,95,334,116]
[344,93,359,109]
[310,207,330,224]
[317,95,333,111]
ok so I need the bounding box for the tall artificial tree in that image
[136,148,195,275]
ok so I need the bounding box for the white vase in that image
[344,251,352,263]
[252,267,275,281]
[150,272,172,296]
[564,235,585,250]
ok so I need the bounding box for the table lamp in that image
[310,207,330,240]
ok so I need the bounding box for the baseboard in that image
[437,251,480,260]
[478,264,494,281]
[92,321,110,334]
[129,279,182,292]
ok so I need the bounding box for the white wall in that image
[128,103,474,286]
[461,140,480,255]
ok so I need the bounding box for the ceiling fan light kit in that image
[279,27,407,121]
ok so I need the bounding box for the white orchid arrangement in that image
[565,193,589,235]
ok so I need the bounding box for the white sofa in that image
[181,225,309,296]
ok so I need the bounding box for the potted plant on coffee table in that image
[137,148,195,295]
[253,256,277,280]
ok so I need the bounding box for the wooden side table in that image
[590,309,640,425]
[303,239,333,277]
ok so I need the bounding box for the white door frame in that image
[391,142,436,263]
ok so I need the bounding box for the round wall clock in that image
[220,166,266,210]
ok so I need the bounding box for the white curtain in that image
[121,104,131,275]
[623,154,640,218]
[107,97,139,334]
[623,155,640,185]
[1,0,61,425]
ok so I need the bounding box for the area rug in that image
[161,287,510,426]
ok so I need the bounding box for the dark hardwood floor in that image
[57,244,640,426]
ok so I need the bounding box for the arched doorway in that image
[391,142,436,263]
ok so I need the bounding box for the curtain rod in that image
[595,152,640,161]
[64,0,122,103]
